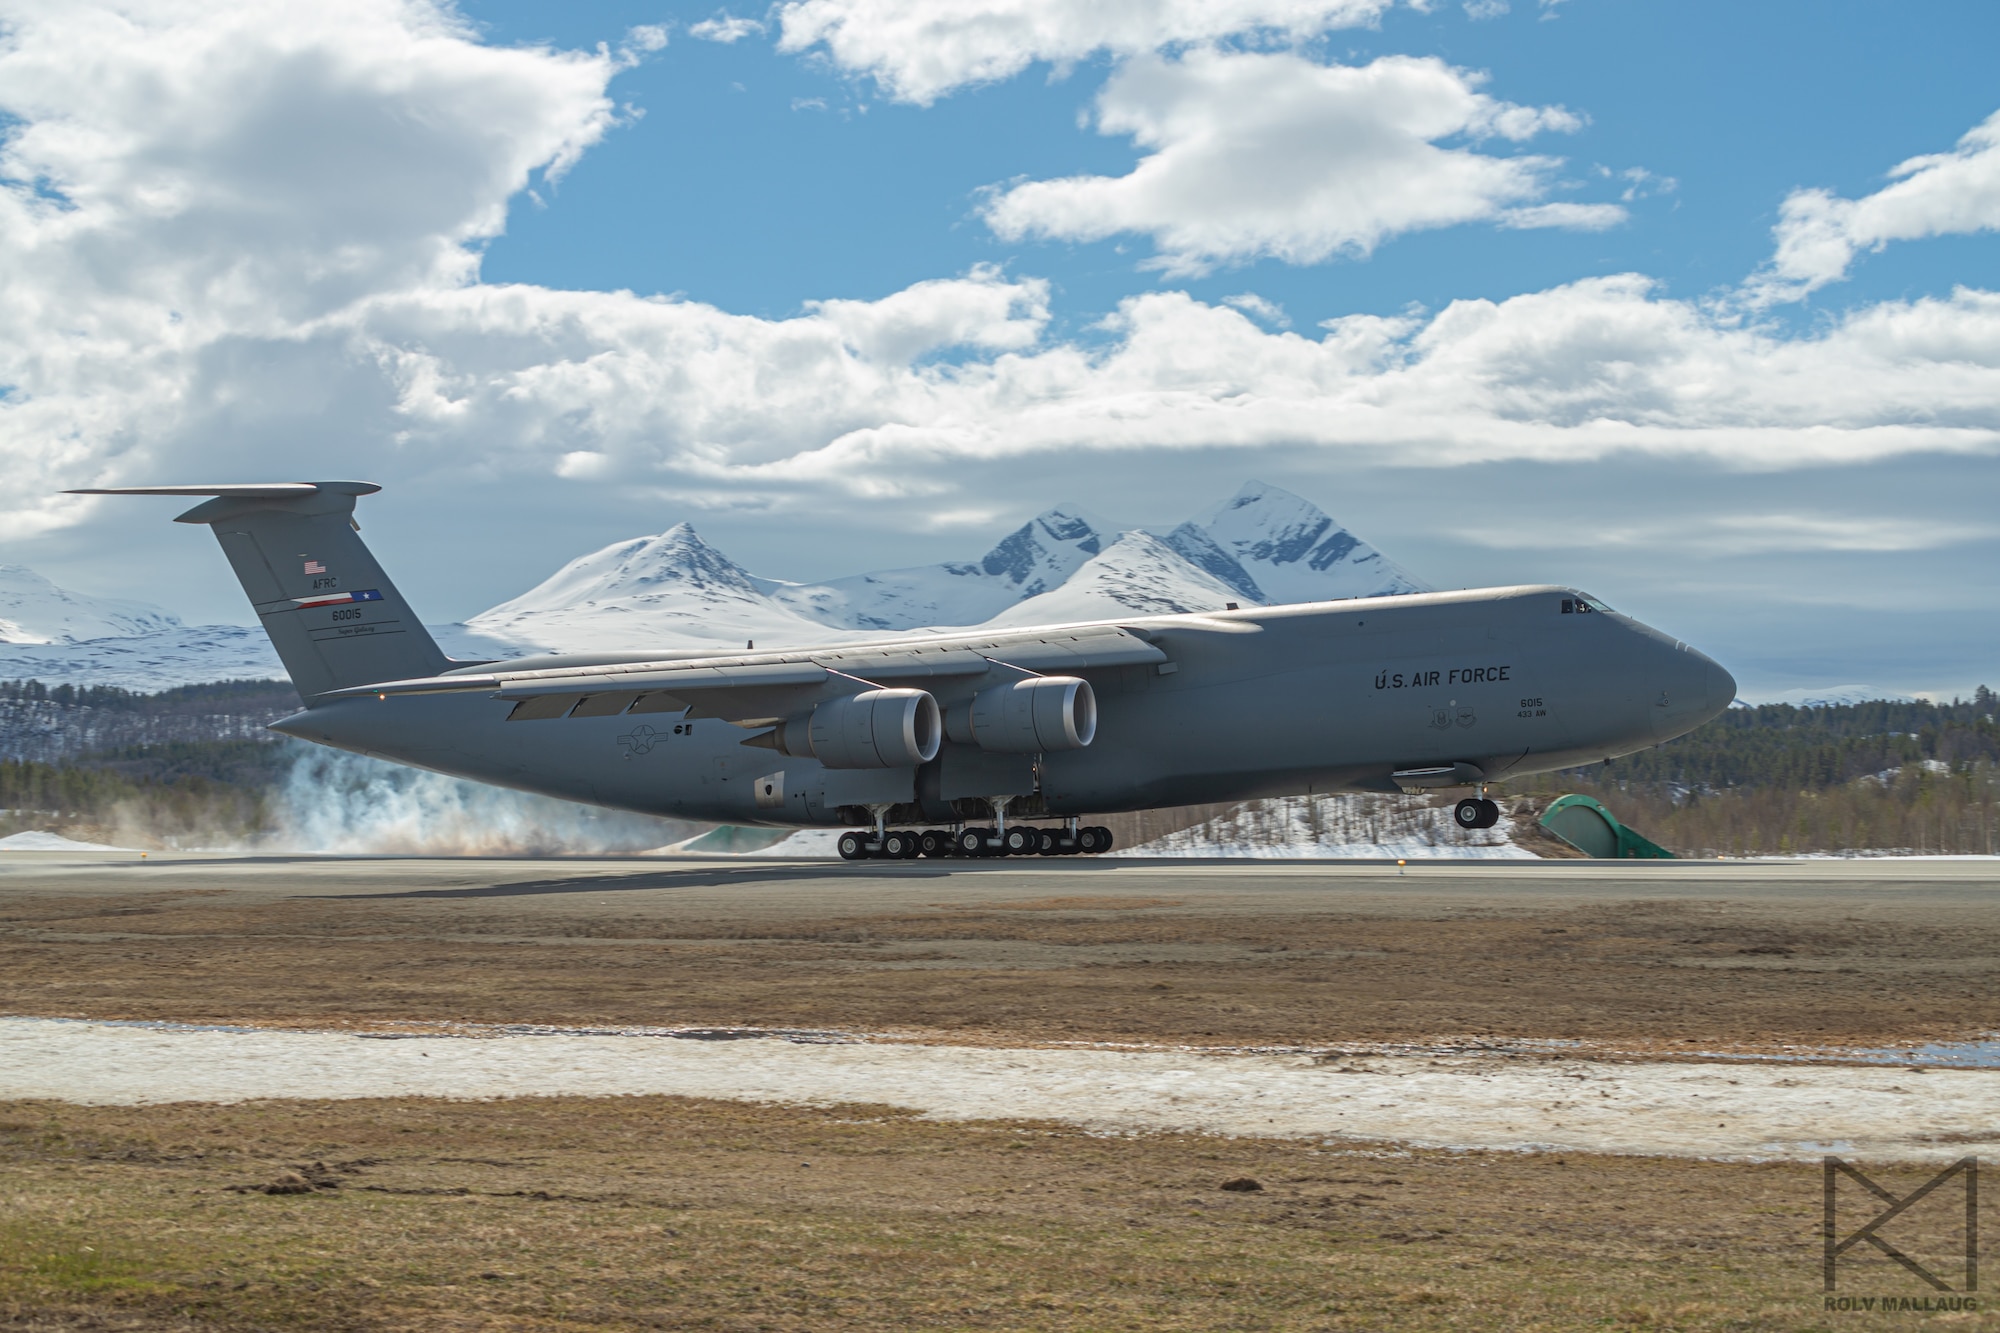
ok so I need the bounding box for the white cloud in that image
[4,0,1999,559]
[624,24,670,54]
[0,0,621,533]
[981,50,1616,274]
[335,274,2000,512]
[774,0,1399,105]
[1222,292,1291,327]
[1460,513,1997,555]
[689,14,765,44]
[1464,0,1509,19]
[804,265,1050,362]
[1496,201,1624,230]
[1600,164,1675,203]
[1748,107,2000,305]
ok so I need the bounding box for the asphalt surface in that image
[3,849,1997,916]
[5,850,1997,1055]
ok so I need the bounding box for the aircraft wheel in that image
[1002,826,1039,855]
[883,830,919,859]
[919,830,950,857]
[1454,799,1501,830]
[954,827,988,857]
[1076,826,1111,854]
[1092,826,1115,854]
[837,831,870,861]
[1037,828,1063,854]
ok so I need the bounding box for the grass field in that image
[5,855,1997,1330]
[1,1094,1948,1333]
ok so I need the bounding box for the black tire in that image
[919,830,949,857]
[954,827,987,857]
[1453,799,1484,830]
[1090,826,1114,854]
[1037,827,1062,854]
[883,830,917,859]
[1475,798,1501,830]
[1003,826,1038,855]
[837,831,869,861]
[1076,826,1110,854]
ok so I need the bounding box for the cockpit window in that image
[1560,593,1614,615]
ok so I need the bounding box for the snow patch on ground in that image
[650,828,840,858]
[3,1017,1992,1163]
[1743,684,1918,708]
[1121,794,1534,859]
[0,830,128,851]
[732,829,843,858]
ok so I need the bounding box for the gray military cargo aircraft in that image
[72,481,1735,859]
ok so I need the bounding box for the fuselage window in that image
[1561,594,1614,615]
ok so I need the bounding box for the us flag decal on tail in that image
[293,589,384,609]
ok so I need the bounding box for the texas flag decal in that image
[294,589,384,609]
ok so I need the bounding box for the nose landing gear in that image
[1454,796,1502,830]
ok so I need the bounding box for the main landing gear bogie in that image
[837,825,1116,861]
[1454,797,1502,830]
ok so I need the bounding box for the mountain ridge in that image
[0,482,1426,687]
[462,481,1423,653]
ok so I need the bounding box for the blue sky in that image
[2,0,1998,699]
[470,0,1999,324]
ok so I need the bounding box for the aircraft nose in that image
[1647,634,1735,741]
[1703,654,1738,714]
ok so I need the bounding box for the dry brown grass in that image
[3,877,1996,1052]
[3,1094,1972,1332]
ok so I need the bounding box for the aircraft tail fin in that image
[68,482,449,702]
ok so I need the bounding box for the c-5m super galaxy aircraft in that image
[74,481,1736,859]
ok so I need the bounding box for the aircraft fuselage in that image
[273,584,1732,827]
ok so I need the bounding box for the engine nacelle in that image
[778,688,942,769]
[946,676,1097,753]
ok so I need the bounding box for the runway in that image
[6,844,1999,906]
[4,851,1997,1161]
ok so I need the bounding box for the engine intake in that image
[778,688,941,769]
[947,676,1097,753]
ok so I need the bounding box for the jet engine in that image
[774,688,941,769]
[946,676,1097,753]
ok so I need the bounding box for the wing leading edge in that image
[327,625,1170,726]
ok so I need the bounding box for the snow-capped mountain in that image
[0,482,1426,686]
[983,530,1252,626]
[469,482,1421,653]
[0,624,282,692]
[0,565,183,644]
[464,523,833,653]
[1166,482,1425,605]
[758,505,1111,632]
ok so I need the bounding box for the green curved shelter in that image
[1539,794,1675,859]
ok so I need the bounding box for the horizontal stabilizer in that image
[66,482,380,500]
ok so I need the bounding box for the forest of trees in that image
[1508,687,2000,856]
[0,677,299,763]
[0,739,293,847]
[0,681,299,845]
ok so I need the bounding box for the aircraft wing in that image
[327,625,1169,725]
